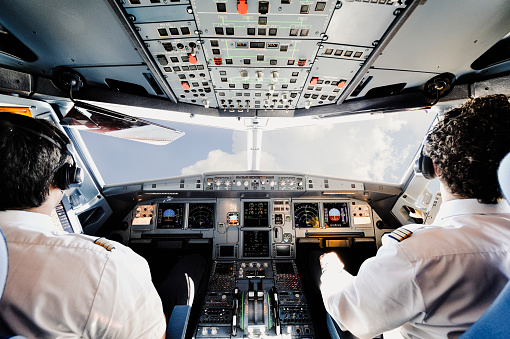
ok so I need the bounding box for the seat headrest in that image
[0,228,7,299]
[498,152,510,203]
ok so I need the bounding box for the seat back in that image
[459,152,510,338]
[0,228,7,300]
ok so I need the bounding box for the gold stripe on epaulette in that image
[388,227,413,242]
[94,237,116,251]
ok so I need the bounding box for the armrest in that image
[166,305,191,339]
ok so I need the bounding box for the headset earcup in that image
[54,163,71,190]
[420,154,436,180]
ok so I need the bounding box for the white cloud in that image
[180,111,436,183]
[181,149,248,175]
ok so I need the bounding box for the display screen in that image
[188,203,215,229]
[275,245,291,257]
[243,201,269,227]
[243,230,270,257]
[275,262,294,275]
[219,245,235,258]
[157,203,184,229]
[215,262,234,275]
[324,202,350,227]
[294,202,320,228]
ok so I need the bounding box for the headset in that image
[414,139,436,180]
[15,124,83,190]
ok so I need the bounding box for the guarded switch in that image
[238,0,248,15]
[181,81,190,90]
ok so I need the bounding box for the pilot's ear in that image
[433,162,442,178]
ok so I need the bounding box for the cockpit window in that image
[77,104,436,185]
[261,110,436,183]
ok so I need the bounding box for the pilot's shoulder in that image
[70,234,124,254]
[383,224,438,244]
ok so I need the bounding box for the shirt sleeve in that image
[83,246,166,339]
[320,241,425,339]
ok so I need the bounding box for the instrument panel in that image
[125,196,378,259]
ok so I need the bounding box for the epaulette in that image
[93,237,116,251]
[387,227,413,242]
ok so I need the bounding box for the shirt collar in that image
[0,210,60,234]
[435,198,510,224]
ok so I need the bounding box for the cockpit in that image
[1,0,510,338]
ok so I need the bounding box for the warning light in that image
[0,107,32,117]
[337,80,346,89]
[188,54,197,64]
[310,77,318,86]
[181,81,190,90]
[297,59,306,67]
[238,0,248,15]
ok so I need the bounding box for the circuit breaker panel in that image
[122,0,403,111]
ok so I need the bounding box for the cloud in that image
[180,111,436,183]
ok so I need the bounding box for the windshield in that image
[78,103,436,185]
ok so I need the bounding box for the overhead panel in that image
[121,0,408,111]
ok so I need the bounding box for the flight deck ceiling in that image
[0,0,510,118]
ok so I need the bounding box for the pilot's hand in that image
[320,252,344,274]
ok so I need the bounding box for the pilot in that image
[0,112,205,338]
[319,94,510,339]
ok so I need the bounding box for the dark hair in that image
[425,94,510,204]
[0,112,70,210]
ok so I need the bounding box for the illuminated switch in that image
[181,81,190,90]
[188,54,197,64]
[310,77,318,86]
[238,0,248,15]
[337,80,346,88]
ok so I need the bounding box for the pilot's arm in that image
[320,242,425,339]
[83,241,167,338]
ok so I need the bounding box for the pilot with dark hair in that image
[0,112,205,338]
[320,94,510,338]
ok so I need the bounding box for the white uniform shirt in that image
[0,210,166,339]
[321,199,510,339]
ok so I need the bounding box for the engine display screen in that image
[324,202,350,227]
[188,203,215,229]
[243,230,270,257]
[157,203,184,229]
[243,201,269,227]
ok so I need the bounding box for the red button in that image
[238,0,248,15]
[181,81,190,90]
[188,54,197,64]
[337,80,346,89]
[310,77,318,86]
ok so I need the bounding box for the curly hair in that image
[425,94,510,204]
[0,112,70,210]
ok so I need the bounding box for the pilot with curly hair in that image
[320,94,510,339]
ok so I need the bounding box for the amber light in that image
[0,107,32,117]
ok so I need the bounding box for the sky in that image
[78,106,436,185]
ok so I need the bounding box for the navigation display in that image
[157,203,184,229]
[324,202,350,227]
[243,230,270,257]
[243,201,269,227]
[188,203,215,229]
[294,202,320,228]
